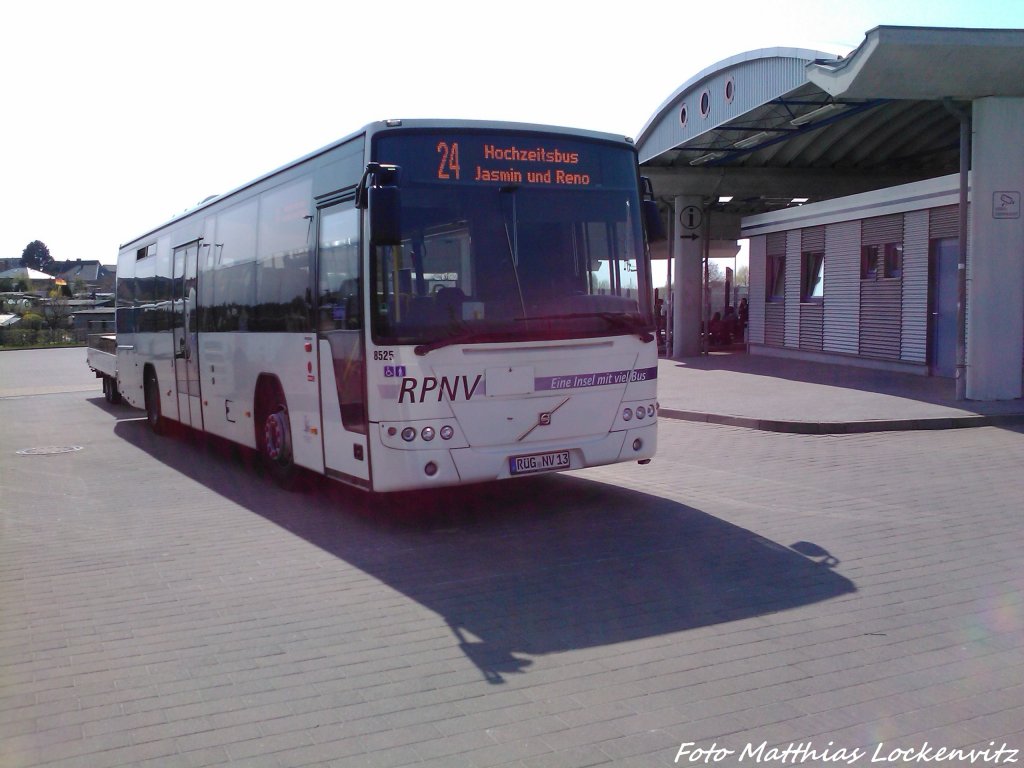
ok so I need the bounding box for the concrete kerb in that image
[654,353,1024,434]
[657,408,1024,434]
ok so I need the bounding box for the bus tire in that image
[255,379,298,489]
[144,369,166,435]
[103,375,122,405]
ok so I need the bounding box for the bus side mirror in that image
[640,176,666,242]
[643,199,666,242]
[356,163,402,246]
[369,184,402,246]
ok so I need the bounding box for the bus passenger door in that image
[316,202,370,487]
[172,242,204,430]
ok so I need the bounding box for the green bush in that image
[20,312,45,329]
[0,326,80,348]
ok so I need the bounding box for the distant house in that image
[0,266,56,293]
[71,306,115,336]
[49,260,116,294]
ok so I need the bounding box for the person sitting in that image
[709,311,726,346]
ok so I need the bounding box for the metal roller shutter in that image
[862,214,903,246]
[929,205,960,240]
[800,304,824,350]
[902,210,929,363]
[859,215,904,360]
[823,221,860,355]
[785,231,800,347]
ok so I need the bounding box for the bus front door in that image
[316,203,370,488]
[172,242,203,430]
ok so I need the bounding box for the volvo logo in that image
[517,399,569,442]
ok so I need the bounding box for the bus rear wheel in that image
[256,382,298,489]
[144,370,165,434]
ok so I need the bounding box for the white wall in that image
[966,97,1024,400]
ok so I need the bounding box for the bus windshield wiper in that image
[414,328,512,356]
[514,312,655,342]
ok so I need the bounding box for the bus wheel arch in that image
[254,375,298,489]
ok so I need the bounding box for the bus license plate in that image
[509,450,571,476]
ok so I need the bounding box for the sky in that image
[3,0,1023,267]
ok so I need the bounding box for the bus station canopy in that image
[636,26,1024,219]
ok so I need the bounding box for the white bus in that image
[109,119,663,492]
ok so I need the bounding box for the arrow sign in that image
[680,233,700,240]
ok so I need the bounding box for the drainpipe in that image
[702,207,711,355]
[943,99,970,401]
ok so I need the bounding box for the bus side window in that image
[318,206,361,331]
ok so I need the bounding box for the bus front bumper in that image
[368,423,657,493]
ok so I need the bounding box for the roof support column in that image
[671,196,704,359]
[966,97,1024,400]
[942,98,970,401]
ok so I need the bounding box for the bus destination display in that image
[376,132,641,190]
[436,140,594,187]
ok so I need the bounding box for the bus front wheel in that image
[256,382,298,489]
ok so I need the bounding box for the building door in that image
[172,241,203,429]
[928,238,958,378]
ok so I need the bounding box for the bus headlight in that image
[401,427,416,442]
[421,426,435,441]
[622,407,633,422]
[440,425,454,440]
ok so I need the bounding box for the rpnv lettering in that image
[398,374,483,403]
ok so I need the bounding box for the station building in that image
[638,26,1024,400]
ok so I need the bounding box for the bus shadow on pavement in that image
[115,419,856,685]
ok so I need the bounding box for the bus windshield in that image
[370,131,652,348]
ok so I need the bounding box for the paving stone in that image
[2,352,1023,767]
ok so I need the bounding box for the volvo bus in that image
[106,119,663,492]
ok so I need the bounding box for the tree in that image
[21,240,53,272]
[41,289,73,329]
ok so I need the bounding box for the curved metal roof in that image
[637,47,836,163]
[637,26,1024,217]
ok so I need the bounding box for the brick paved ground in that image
[2,350,1023,767]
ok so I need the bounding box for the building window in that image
[766,254,785,301]
[802,251,824,301]
[861,242,902,280]
[883,243,903,278]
